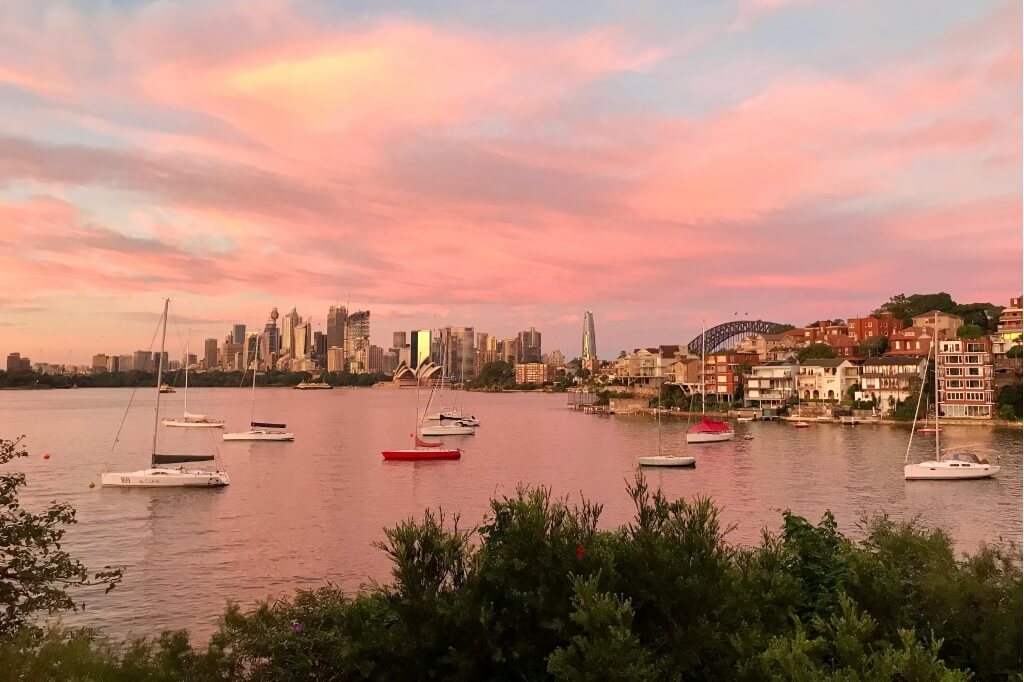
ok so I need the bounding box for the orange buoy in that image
[88,482,95,489]
[43,453,50,460]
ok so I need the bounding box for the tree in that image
[617,351,627,360]
[769,323,796,333]
[0,437,122,637]
[956,324,984,339]
[797,343,836,362]
[996,384,1023,419]
[468,362,515,390]
[847,383,861,401]
[999,404,1017,421]
[857,336,888,358]
[1007,345,1023,359]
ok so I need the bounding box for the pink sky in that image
[0,0,1020,363]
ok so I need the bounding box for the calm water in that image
[2,388,1021,638]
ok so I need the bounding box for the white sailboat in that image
[223,335,295,442]
[637,384,695,467]
[101,300,229,488]
[420,333,476,436]
[162,332,225,428]
[686,321,735,444]
[904,315,999,480]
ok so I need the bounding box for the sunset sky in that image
[0,0,1020,363]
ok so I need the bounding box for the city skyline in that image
[0,1,1020,363]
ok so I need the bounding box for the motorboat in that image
[294,380,332,390]
[637,455,695,467]
[420,422,476,436]
[158,384,176,393]
[163,412,226,428]
[794,421,810,428]
[737,416,755,422]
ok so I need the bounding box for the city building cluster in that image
[602,296,1022,421]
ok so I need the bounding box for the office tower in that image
[263,307,280,360]
[501,338,517,364]
[281,308,301,354]
[232,324,246,345]
[153,351,168,371]
[547,349,565,367]
[582,311,597,360]
[293,323,310,359]
[119,354,133,371]
[223,342,243,370]
[186,353,198,368]
[204,338,218,370]
[313,331,326,366]
[327,347,345,373]
[245,333,260,369]
[107,356,120,373]
[449,326,475,379]
[410,329,431,368]
[92,354,109,372]
[517,327,542,364]
[133,350,152,372]
[368,345,384,373]
[344,311,370,365]
[393,331,408,349]
[6,353,30,372]
[327,305,347,351]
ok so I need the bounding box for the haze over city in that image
[0,0,1020,363]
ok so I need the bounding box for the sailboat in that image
[420,334,476,435]
[162,332,225,428]
[686,321,735,444]
[904,316,999,480]
[101,300,229,488]
[637,383,695,467]
[223,336,295,442]
[383,365,461,460]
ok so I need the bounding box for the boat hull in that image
[637,455,695,467]
[420,426,475,436]
[685,431,734,443]
[904,462,1000,480]
[382,449,461,461]
[101,467,229,487]
[162,419,225,428]
[223,430,294,441]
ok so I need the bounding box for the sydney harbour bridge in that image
[685,319,786,355]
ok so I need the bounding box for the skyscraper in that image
[232,324,246,345]
[281,308,301,354]
[263,308,280,360]
[582,311,597,360]
[393,331,408,349]
[327,305,347,351]
[448,326,475,379]
[344,311,371,365]
[410,329,431,368]
[204,338,218,370]
[517,327,542,364]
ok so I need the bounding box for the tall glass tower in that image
[582,311,597,360]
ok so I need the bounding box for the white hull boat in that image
[102,467,229,487]
[420,424,475,436]
[163,416,225,428]
[737,416,754,422]
[223,429,294,441]
[294,381,332,390]
[102,300,228,489]
[904,460,1000,480]
[685,430,735,444]
[637,455,695,467]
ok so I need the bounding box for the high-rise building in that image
[92,354,109,373]
[232,324,246,345]
[107,355,120,373]
[449,326,475,379]
[368,345,384,373]
[245,333,260,369]
[327,305,347,351]
[500,338,517,364]
[263,308,280,361]
[6,352,30,372]
[153,351,168,371]
[393,331,408,349]
[186,353,198,368]
[937,336,994,418]
[204,338,218,370]
[582,311,597,360]
[546,349,565,368]
[410,329,431,368]
[313,331,327,366]
[327,347,345,373]
[293,323,311,359]
[118,354,133,371]
[383,349,399,374]
[344,311,371,365]
[517,327,542,364]
[281,308,301,354]
[223,342,243,370]
[133,350,152,372]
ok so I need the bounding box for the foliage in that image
[996,384,1022,419]
[846,383,860,401]
[1007,345,1023,359]
[2,469,1020,680]
[466,361,516,390]
[999,404,1017,421]
[768,323,796,333]
[797,343,837,362]
[594,390,635,406]
[0,437,122,638]
[875,293,1002,332]
[0,369,389,390]
[956,324,985,339]
[856,335,888,358]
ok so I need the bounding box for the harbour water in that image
[2,388,1020,639]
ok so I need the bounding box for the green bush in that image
[999,404,1017,420]
[2,475,1020,680]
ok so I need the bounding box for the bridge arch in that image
[686,320,787,355]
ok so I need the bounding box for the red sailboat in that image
[382,350,462,461]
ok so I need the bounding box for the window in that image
[967,343,984,352]
[946,380,962,388]
[945,367,962,376]
[968,367,980,376]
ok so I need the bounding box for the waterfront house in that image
[703,351,759,402]
[823,334,860,359]
[912,310,964,338]
[744,361,798,409]
[856,357,928,414]
[887,326,934,357]
[846,312,904,342]
[937,337,995,419]
[797,359,861,402]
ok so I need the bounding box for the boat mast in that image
[934,313,940,460]
[184,330,190,415]
[251,334,260,425]
[700,320,705,416]
[152,298,170,465]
